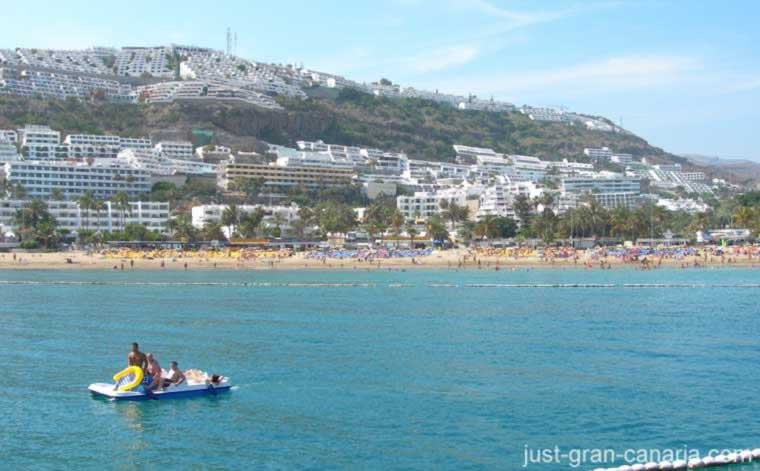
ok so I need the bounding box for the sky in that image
[2,0,759,160]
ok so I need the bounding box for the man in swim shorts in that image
[114,342,148,391]
[145,353,163,391]
[128,342,147,372]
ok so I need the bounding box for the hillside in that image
[0,93,691,166]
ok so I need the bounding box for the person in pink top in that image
[145,353,163,391]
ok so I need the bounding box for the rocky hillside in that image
[0,93,703,170]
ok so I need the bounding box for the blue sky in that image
[2,0,759,160]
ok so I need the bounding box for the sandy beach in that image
[0,249,757,271]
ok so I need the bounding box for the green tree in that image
[425,215,449,242]
[313,202,356,235]
[513,194,534,228]
[220,204,241,236]
[77,191,96,230]
[441,201,469,229]
[168,213,197,242]
[50,188,65,201]
[201,222,226,241]
[239,208,265,238]
[12,199,60,248]
[111,191,131,230]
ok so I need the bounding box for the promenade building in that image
[0,200,170,234]
[3,160,151,199]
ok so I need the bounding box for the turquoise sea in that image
[1,267,760,470]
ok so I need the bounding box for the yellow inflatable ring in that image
[113,366,144,392]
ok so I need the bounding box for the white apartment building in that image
[453,144,499,164]
[0,200,170,234]
[64,134,122,159]
[117,149,215,176]
[0,144,21,162]
[276,151,355,171]
[611,153,634,164]
[196,145,232,164]
[655,197,709,214]
[0,130,18,144]
[476,182,544,221]
[561,176,641,195]
[396,189,466,222]
[511,155,548,182]
[65,134,121,147]
[191,203,301,237]
[120,137,153,150]
[548,159,595,175]
[4,160,152,199]
[583,147,613,161]
[561,176,642,209]
[19,125,65,160]
[372,152,408,174]
[21,125,60,146]
[155,141,194,161]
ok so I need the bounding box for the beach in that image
[0,247,757,270]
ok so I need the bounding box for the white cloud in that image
[407,45,481,73]
[428,54,702,98]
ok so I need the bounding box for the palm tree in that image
[407,227,418,248]
[609,205,634,240]
[239,208,265,238]
[733,206,756,232]
[50,188,65,201]
[11,183,27,199]
[168,214,196,242]
[77,191,96,230]
[111,191,131,231]
[474,215,497,239]
[271,212,286,238]
[390,210,404,247]
[201,222,225,241]
[441,202,469,230]
[92,199,106,233]
[220,204,240,237]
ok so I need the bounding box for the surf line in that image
[592,448,760,470]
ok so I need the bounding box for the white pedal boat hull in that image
[88,379,231,401]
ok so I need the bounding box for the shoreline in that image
[0,250,758,271]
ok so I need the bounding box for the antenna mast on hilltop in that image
[226,28,232,55]
[234,32,238,55]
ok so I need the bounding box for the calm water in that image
[1,267,760,470]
